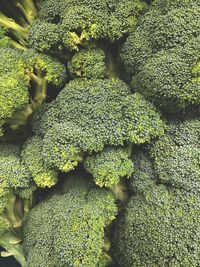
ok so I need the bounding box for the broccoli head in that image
[113,147,200,267]
[150,119,200,191]
[0,47,67,135]
[31,78,164,173]
[122,0,200,112]
[28,0,147,52]
[68,49,107,79]
[23,174,117,267]
[21,136,58,188]
[84,146,134,187]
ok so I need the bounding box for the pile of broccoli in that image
[0,0,199,266]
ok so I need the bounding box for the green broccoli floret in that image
[23,174,117,267]
[0,47,67,134]
[113,146,200,267]
[31,78,164,173]
[121,0,200,112]
[84,146,134,187]
[21,136,58,188]
[150,119,200,191]
[0,26,13,48]
[68,49,107,79]
[28,0,147,52]
[0,143,35,267]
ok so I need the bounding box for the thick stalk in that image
[11,39,27,50]
[4,192,22,229]
[0,12,28,46]
[110,179,129,204]
[0,234,27,267]
[7,78,48,130]
[15,0,39,25]
[23,196,34,219]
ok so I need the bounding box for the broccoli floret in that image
[150,119,200,191]
[0,143,35,267]
[0,26,13,48]
[113,146,200,267]
[68,49,107,79]
[28,0,147,52]
[0,47,67,134]
[23,174,117,267]
[21,136,58,188]
[122,0,200,112]
[84,146,134,187]
[31,78,164,173]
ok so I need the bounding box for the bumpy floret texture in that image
[0,46,67,134]
[28,0,147,52]
[84,146,134,187]
[68,49,107,79]
[0,143,30,189]
[0,48,29,121]
[31,78,164,172]
[23,175,117,267]
[122,0,200,111]
[0,26,12,48]
[113,147,200,267]
[150,119,200,191]
[21,136,58,188]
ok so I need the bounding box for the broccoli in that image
[0,143,35,267]
[23,174,117,267]
[150,119,200,191]
[28,0,147,53]
[68,49,107,79]
[21,136,58,188]
[0,47,66,135]
[31,77,164,175]
[112,119,200,266]
[84,146,134,187]
[121,0,200,112]
[0,0,42,48]
[0,26,13,48]
[1,1,199,266]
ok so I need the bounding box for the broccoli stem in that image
[0,234,27,267]
[0,11,28,46]
[11,39,27,50]
[15,0,39,25]
[105,52,118,78]
[33,79,48,108]
[6,77,48,130]
[4,192,22,229]
[110,179,129,204]
[23,196,34,218]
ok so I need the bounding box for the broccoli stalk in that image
[0,0,39,48]
[14,0,39,24]
[0,11,28,46]
[0,190,34,267]
[8,77,48,130]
